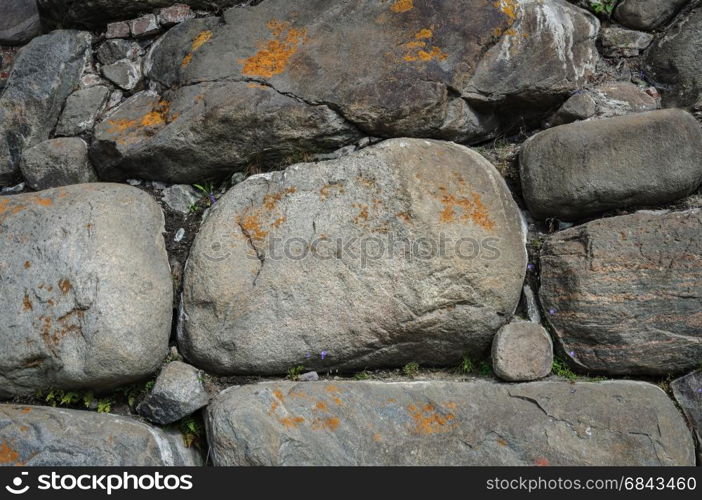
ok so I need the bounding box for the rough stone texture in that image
[158,4,195,26]
[520,109,702,220]
[97,39,144,66]
[671,370,702,462]
[599,27,653,58]
[0,404,201,465]
[0,30,92,186]
[162,184,200,214]
[588,82,659,117]
[93,0,599,181]
[102,59,143,91]
[0,184,172,397]
[0,46,19,90]
[492,321,553,382]
[130,14,160,38]
[55,86,111,137]
[206,380,695,466]
[105,21,130,39]
[0,0,42,45]
[646,6,702,107]
[90,85,360,183]
[540,209,702,376]
[38,1,240,28]
[137,361,209,425]
[180,139,527,374]
[19,138,97,190]
[549,92,596,125]
[614,0,690,30]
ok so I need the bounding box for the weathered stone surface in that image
[105,21,130,39]
[0,30,92,186]
[55,86,111,137]
[102,58,143,91]
[588,82,659,117]
[158,4,195,26]
[97,39,144,66]
[646,6,702,107]
[540,209,702,376]
[19,138,97,190]
[549,92,596,125]
[102,0,598,181]
[0,0,42,45]
[0,404,201,465]
[130,14,160,38]
[599,27,653,57]
[90,85,360,183]
[492,321,553,382]
[671,370,702,462]
[0,184,172,397]
[206,380,695,466]
[162,184,200,214]
[38,1,240,28]
[180,139,527,374]
[520,109,702,220]
[614,0,690,30]
[137,361,208,425]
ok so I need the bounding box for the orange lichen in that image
[390,0,414,13]
[182,30,213,67]
[535,457,550,467]
[353,204,370,225]
[21,407,31,414]
[320,183,345,200]
[279,416,305,428]
[263,187,297,210]
[237,214,269,241]
[407,403,456,435]
[271,217,286,228]
[326,385,340,393]
[0,441,19,465]
[401,28,448,63]
[373,433,383,442]
[415,28,433,39]
[315,401,329,412]
[239,20,308,78]
[436,187,495,230]
[312,417,340,431]
[107,100,174,135]
[23,293,32,312]
[497,437,508,447]
[58,278,72,294]
[23,261,30,269]
[494,0,518,21]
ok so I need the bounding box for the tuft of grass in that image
[402,362,420,378]
[179,415,204,448]
[552,357,578,381]
[478,360,493,377]
[286,365,305,381]
[457,355,474,374]
[354,370,371,380]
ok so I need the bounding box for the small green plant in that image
[96,399,112,414]
[402,362,420,378]
[193,183,217,206]
[354,370,371,380]
[179,416,204,448]
[287,365,305,381]
[552,357,578,381]
[590,0,616,16]
[478,360,493,377]
[457,355,474,374]
[187,202,200,214]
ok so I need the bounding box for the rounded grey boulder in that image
[181,139,527,374]
[492,321,553,382]
[520,109,702,220]
[20,137,97,191]
[206,380,695,466]
[0,184,173,397]
[0,404,201,465]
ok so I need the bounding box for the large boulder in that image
[614,0,691,30]
[0,184,172,397]
[0,404,201,465]
[180,139,527,374]
[520,109,702,220]
[20,138,97,191]
[0,30,92,186]
[93,0,598,182]
[540,209,702,376]
[37,0,239,28]
[90,86,360,183]
[0,0,42,45]
[646,5,702,107]
[206,380,695,466]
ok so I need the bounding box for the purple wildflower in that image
[569,351,575,358]
[548,308,557,315]
[321,350,328,360]
[527,263,535,271]
[208,193,217,205]
[305,352,311,359]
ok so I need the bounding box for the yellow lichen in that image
[239,20,308,78]
[390,0,414,13]
[181,30,213,67]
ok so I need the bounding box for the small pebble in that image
[174,228,185,242]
